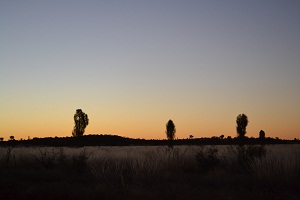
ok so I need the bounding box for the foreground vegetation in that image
[0,145,300,200]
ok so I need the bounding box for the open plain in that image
[0,145,299,199]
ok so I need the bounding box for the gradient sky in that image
[1,0,300,140]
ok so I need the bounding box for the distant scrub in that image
[0,134,298,147]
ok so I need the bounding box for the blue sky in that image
[1,0,300,140]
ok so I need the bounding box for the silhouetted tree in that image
[236,114,248,139]
[259,130,265,140]
[189,135,194,139]
[166,119,176,140]
[220,135,224,139]
[0,137,3,141]
[72,109,89,137]
[10,135,15,141]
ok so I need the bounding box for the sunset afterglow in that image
[1,1,299,140]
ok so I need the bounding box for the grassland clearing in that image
[0,145,299,199]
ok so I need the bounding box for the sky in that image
[1,0,300,140]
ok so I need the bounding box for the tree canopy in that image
[72,109,89,137]
[236,114,248,138]
[166,119,176,140]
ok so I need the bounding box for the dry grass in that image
[0,145,300,199]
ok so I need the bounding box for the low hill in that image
[0,134,298,147]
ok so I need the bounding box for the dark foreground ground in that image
[0,144,300,200]
[1,166,299,200]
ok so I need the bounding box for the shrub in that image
[168,147,186,171]
[195,146,226,172]
[71,148,89,173]
[0,147,16,169]
[234,145,267,172]
[32,148,59,170]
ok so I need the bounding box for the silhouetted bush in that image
[259,130,265,142]
[0,147,15,169]
[195,146,227,172]
[32,148,59,170]
[233,145,266,172]
[71,148,89,173]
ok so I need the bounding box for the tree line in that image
[1,109,296,145]
[72,109,265,143]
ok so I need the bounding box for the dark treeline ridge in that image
[0,134,299,147]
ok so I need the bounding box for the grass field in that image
[0,145,300,200]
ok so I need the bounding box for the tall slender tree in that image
[72,109,89,137]
[236,114,248,138]
[166,119,176,140]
